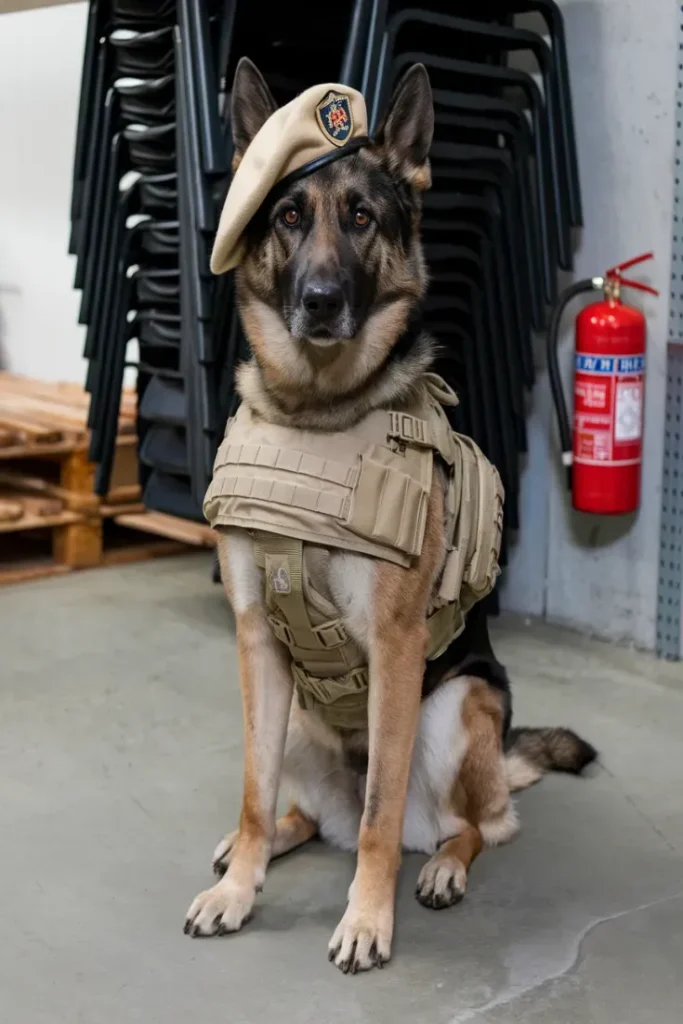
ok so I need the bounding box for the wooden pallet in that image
[0,374,195,585]
[114,511,216,548]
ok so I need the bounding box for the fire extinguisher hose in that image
[546,277,603,488]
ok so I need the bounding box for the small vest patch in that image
[315,91,353,148]
[270,565,292,595]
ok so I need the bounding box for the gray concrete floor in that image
[1,554,682,1023]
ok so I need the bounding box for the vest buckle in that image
[312,618,349,648]
[267,613,296,647]
[387,412,431,450]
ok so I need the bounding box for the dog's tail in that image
[504,727,597,792]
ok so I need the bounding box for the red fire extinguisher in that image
[547,252,659,515]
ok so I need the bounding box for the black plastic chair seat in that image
[139,221,179,254]
[115,73,174,96]
[138,172,177,210]
[110,25,174,48]
[129,309,181,348]
[110,27,174,77]
[124,121,176,171]
[135,358,182,377]
[111,0,175,25]
[134,268,180,305]
[110,25,174,75]
[143,469,204,522]
[139,423,190,475]
[116,74,176,124]
[138,317,181,347]
[120,95,176,125]
[114,49,174,77]
[139,374,187,426]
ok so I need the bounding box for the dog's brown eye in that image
[354,209,371,229]
[282,207,300,227]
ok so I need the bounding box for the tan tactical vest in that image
[204,374,504,730]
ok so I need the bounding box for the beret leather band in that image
[270,134,370,199]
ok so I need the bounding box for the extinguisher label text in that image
[577,380,608,408]
[615,382,643,442]
[574,354,644,466]
[575,354,645,374]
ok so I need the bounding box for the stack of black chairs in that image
[70,0,581,562]
[70,0,234,520]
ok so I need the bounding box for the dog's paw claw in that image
[415,856,467,910]
[211,830,238,878]
[328,909,392,974]
[184,881,255,937]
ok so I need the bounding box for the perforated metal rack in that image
[656,3,683,659]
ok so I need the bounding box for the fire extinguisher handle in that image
[546,277,603,491]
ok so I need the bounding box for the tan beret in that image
[210,83,369,274]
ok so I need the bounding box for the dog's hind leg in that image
[213,805,317,877]
[282,703,363,852]
[459,678,519,850]
[414,675,518,910]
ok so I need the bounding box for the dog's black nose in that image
[302,279,344,321]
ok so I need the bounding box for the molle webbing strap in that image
[205,402,444,560]
[253,533,368,726]
[293,664,369,731]
[208,469,350,520]
[266,614,349,652]
[213,442,359,489]
[253,536,318,649]
[292,663,368,706]
[387,412,431,448]
[254,533,349,655]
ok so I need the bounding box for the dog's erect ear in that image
[375,64,433,191]
[231,58,278,170]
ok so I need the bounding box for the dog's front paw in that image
[327,905,392,974]
[184,879,255,937]
[415,854,467,910]
[212,830,238,877]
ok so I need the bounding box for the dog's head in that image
[230,60,434,408]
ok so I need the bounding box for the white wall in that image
[0,0,677,650]
[0,2,88,383]
[501,0,678,650]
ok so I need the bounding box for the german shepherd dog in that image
[184,59,596,973]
